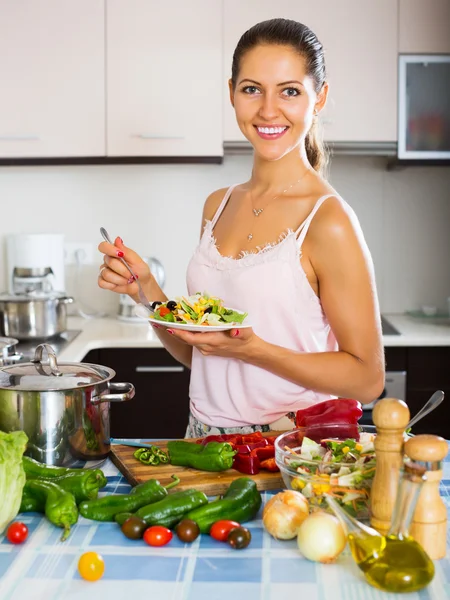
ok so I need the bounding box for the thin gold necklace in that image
[247,168,311,242]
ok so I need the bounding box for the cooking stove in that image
[15,329,82,362]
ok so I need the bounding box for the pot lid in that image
[0,344,115,391]
[0,291,68,302]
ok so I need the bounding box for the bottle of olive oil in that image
[326,463,435,594]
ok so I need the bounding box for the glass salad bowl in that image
[274,424,377,521]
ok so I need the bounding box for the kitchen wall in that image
[1,155,450,316]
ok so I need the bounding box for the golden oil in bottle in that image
[348,533,435,594]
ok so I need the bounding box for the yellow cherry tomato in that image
[78,551,105,582]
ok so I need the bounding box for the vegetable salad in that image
[150,292,248,326]
[287,432,376,519]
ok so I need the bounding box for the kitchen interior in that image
[1,1,450,440]
[1,0,450,595]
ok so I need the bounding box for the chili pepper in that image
[233,445,278,475]
[295,398,362,441]
[27,470,105,504]
[20,486,43,513]
[79,474,180,521]
[22,456,107,488]
[135,489,208,528]
[167,441,236,471]
[115,512,133,526]
[186,477,262,534]
[133,446,169,466]
[23,479,78,541]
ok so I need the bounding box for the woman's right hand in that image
[97,236,153,297]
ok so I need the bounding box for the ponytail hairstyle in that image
[231,18,328,173]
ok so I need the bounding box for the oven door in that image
[359,371,407,426]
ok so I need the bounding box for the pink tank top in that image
[186,185,338,427]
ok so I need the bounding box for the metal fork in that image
[100,227,153,312]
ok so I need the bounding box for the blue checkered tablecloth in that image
[1,449,450,600]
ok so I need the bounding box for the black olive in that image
[203,306,212,314]
[151,301,162,310]
[166,300,177,311]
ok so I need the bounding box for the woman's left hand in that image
[159,326,257,360]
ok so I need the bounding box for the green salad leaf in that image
[0,430,28,534]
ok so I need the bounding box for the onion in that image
[262,490,309,540]
[297,511,346,563]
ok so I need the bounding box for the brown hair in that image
[231,18,328,173]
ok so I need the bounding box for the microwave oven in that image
[398,54,450,160]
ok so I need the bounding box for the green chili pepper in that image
[23,455,107,488]
[186,477,262,533]
[115,512,134,526]
[135,489,208,528]
[79,474,180,521]
[28,470,105,504]
[20,486,43,513]
[22,479,78,541]
[133,446,170,466]
[167,441,236,471]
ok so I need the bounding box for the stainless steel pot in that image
[0,343,135,466]
[0,336,22,366]
[0,292,73,339]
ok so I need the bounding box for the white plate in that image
[134,303,251,332]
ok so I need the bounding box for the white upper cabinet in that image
[399,0,450,54]
[223,0,398,143]
[106,0,223,157]
[0,0,105,158]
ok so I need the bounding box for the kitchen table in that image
[1,449,450,600]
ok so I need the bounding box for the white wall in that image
[1,155,450,316]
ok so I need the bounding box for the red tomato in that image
[158,307,171,317]
[6,522,28,544]
[210,520,241,542]
[143,526,173,547]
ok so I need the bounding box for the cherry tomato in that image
[209,520,241,542]
[143,526,173,547]
[121,516,147,540]
[158,307,171,317]
[227,526,251,550]
[78,552,105,582]
[175,519,200,543]
[6,522,28,544]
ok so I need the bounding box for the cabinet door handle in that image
[133,134,185,140]
[0,135,40,141]
[135,366,185,373]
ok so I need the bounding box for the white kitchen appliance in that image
[6,233,65,294]
[118,256,165,321]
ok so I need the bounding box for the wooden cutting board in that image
[110,434,285,496]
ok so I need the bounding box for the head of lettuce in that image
[0,430,28,535]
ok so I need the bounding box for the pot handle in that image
[91,382,135,404]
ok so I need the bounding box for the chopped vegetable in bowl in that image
[150,292,248,326]
[275,425,376,521]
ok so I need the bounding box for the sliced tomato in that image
[158,307,171,317]
[210,520,241,542]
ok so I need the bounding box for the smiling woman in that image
[98,18,385,438]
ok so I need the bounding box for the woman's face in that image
[230,44,327,162]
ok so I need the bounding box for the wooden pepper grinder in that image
[404,434,448,559]
[370,398,410,534]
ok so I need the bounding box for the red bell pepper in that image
[232,444,278,475]
[295,398,362,442]
[260,457,278,472]
[196,431,279,474]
